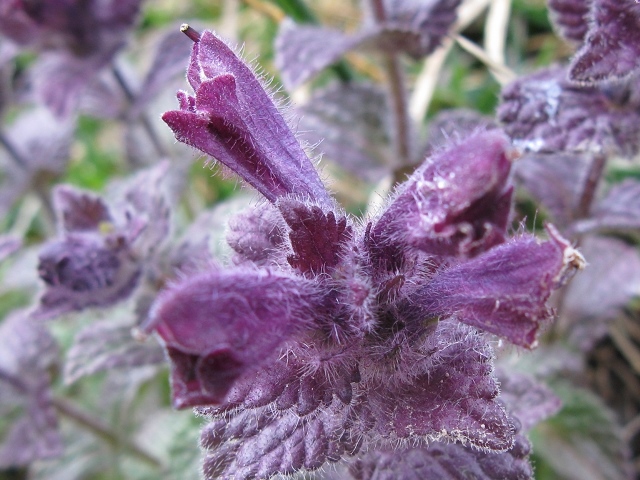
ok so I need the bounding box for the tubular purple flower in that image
[162,27,331,205]
[370,130,516,261]
[141,269,323,408]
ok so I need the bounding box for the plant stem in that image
[370,0,412,180]
[0,129,27,171]
[111,65,168,160]
[0,130,56,229]
[52,396,163,469]
[575,153,607,220]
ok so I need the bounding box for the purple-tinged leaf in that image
[276,0,459,89]
[562,236,640,351]
[163,29,330,205]
[227,202,287,266]
[142,268,322,408]
[412,228,585,348]
[296,83,393,181]
[380,0,461,57]
[279,198,353,275]
[362,320,514,451]
[350,436,533,480]
[275,20,360,90]
[572,179,640,234]
[496,370,561,432]
[35,231,142,320]
[0,234,21,262]
[53,185,112,233]
[200,398,355,480]
[498,66,640,157]
[370,130,514,261]
[514,152,592,227]
[64,320,165,385]
[0,312,61,467]
[132,28,195,117]
[548,0,591,44]
[569,0,640,83]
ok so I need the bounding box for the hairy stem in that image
[52,396,163,469]
[111,65,168,160]
[370,0,412,181]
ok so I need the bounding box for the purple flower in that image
[145,28,585,479]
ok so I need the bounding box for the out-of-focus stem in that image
[0,129,27,171]
[111,65,168,159]
[0,130,56,229]
[370,0,412,179]
[575,153,607,220]
[52,396,162,469]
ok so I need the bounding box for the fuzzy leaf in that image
[424,109,496,154]
[498,66,640,157]
[371,130,514,262]
[562,236,640,351]
[64,320,165,384]
[201,399,355,480]
[0,312,61,467]
[569,0,640,83]
[53,185,112,233]
[514,152,592,227]
[496,370,561,432]
[278,198,353,275]
[548,0,591,44]
[132,27,194,116]
[362,320,514,451]
[296,83,392,181]
[350,436,533,480]
[163,30,330,205]
[275,20,360,90]
[412,228,584,348]
[227,202,287,266]
[573,179,640,234]
[142,268,323,408]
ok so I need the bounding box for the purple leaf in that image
[53,185,112,233]
[370,130,515,260]
[498,66,640,157]
[163,29,330,205]
[275,20,361,90]
[573,179,640,234]
[278,198,353,275]
[362,320,514,451]
[569,0,640,83]
[412,228,585,348]
[200,399,355,480]
[514,152,592,227]
[142,268,323,408]
[548,0,591,44]
[350,436,533,480]
[296,83,393,181]
[132,27,195,116]
[424,109,496,154]
[496,370,561,432]
[227,202,287,267]
[64,320,165,384]
[380,0,461,57]
[562,236,640,351]
[0,312,61,467]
